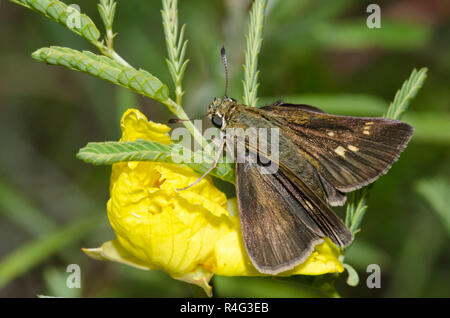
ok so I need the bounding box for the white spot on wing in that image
[305,201,314,210]
[363,121,373,135]
[334,146,346,157]
[348,145,359,152]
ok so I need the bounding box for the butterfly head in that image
[207,96,237,129]
[207,47,239,129]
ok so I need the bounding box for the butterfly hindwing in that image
[235,156,353,275]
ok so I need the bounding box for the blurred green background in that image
[1,0,449,298]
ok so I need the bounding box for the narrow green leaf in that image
[260,94,388,116]
[345,187,370,234]
[0,179,56,236]
[344,240,392,271]
[162,0,189,104]
[43,267,82,298]
[32,46,169,103]
[402,112,450,144]
[315,20,431,51]
[243,0,267,107]
[342,262,360,287]
[385,68,428,120]
[415,178,450,235]
[98,0,117,32]
[8,0,101,43]
[0,214,103,289]
[76,140,235,184]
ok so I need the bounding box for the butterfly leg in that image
[175,135,226,191]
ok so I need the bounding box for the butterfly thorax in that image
[208,97,240,129]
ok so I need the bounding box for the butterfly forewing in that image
[260,103,414,192]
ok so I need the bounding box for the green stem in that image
[93,41,131,68]
[243,0,267,107]
[162,98,208,150]
[161,0,209,151]
[94,35,206,149]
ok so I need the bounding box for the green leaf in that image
[43,267,82,298]
[343,263,359,287]
[0,214,103,289]
[98,0,117,31]
[260,93,388,116]
[344,240,392,271]
[385,68,428,120]
[0,179,56,236]
[415,178,450,235]
[345,187,369,234]
[76,140,235,184]
[402,112,450,144]
[32,46,169,103]
[339,255,360,287]
[315,20,431,51]
[243,0,267,107]
[162,0,189,96]
[8,0,101,43]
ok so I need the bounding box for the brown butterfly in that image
[179,48,414,275]
[207,96,412,274]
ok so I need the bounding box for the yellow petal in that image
[171,268,214,297]
[120,108,172,144]
[107,159,233,274]
[82,240,152,271]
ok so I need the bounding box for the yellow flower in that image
[83,108,344,296]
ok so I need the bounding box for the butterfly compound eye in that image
[212,114,223,128]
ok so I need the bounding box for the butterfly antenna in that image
[220,45,229,98]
